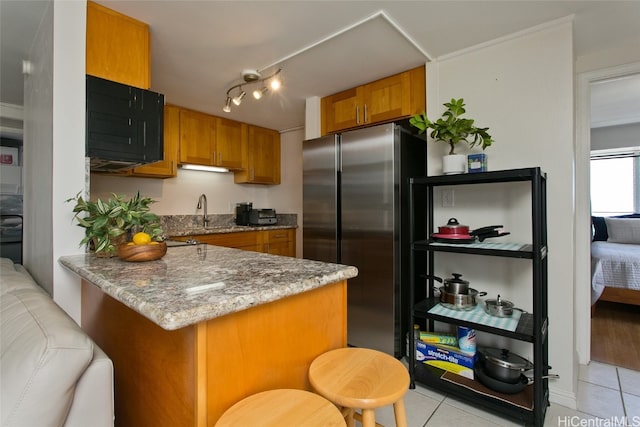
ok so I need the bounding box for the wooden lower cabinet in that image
[173,228,296,257]
[81,279,347,426]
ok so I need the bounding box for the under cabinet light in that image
[179,164,229,173]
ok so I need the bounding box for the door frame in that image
[575,61,640,364]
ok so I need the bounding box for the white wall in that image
[426,20,576,407]
[23,0,87,321]
[91,128,305,257]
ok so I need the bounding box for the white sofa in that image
[0,258,114,427]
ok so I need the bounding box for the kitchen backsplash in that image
[160,214,297,236]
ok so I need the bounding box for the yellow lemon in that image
[132,232,152,245]
[127,242,135,246]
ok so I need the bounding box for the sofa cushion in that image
[0,259,42,295]
[1,288,94,427]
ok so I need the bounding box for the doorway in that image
[575,61,640,367]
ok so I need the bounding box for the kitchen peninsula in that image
[59,245,357,426]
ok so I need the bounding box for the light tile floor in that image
[370,361,640,426]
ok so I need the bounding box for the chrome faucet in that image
[197,194,209,228]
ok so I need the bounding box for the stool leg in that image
[393,399,408,427]
[361,408,376,427]
[343,407,355,427]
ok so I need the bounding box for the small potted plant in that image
[409,98,493,174]
[67,191,164,257]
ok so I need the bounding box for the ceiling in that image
[2,1,640,132]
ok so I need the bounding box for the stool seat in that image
[215,388,346,427]
[309,347,410,427]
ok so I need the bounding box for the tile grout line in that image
[615,368,629,426]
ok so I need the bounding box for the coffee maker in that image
[235,202,252,225]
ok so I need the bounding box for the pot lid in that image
[481,347,532,370]
[441,218,468,229]
[445,273,468,284]
[485,294,514,308]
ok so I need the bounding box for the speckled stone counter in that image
[160,213,297,237]
[59,244,357,330]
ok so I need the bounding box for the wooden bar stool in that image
[308,347,410,427]
[215,388,346,427]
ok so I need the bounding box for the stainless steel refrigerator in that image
[303,122,426,357]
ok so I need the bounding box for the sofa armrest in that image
[64,344,114,427]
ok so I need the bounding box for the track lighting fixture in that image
[223,68,282,112]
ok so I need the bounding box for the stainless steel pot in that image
[425,273,470,294]
[439,287,487,311]
[443,273,469,294]
[479,347,534,384]
[484,294,521,317]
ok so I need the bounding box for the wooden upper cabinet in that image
[215,117,246,170]
[130,104,179,178]
[321,65,425,135]
[178,108,215,165]
[234,125,281,185]
[177,109,246,169]
[86,1,150,89]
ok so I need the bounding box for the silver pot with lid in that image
[479,347,534,384]
[425,273,470,294]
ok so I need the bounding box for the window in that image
[590,153,639,216]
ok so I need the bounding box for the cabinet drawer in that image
[265,229,293,244]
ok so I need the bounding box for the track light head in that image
[232,90,246,106]
[223,97,232,112]
[253,87,268,99]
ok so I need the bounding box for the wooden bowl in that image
[117,242,167,262]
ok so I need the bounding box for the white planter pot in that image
[442,154,466,175]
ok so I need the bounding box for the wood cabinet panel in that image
[321,65,425,135]
[179,109,215,165]
[234,125,281,184]
[215,117,245,170]
[82,278,347,426]
[86,1,150,89]
[264,229,295,256]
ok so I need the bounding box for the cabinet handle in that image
[171,160,175,174]
[273,233,286,238]
[251,168,254,180]
[356,106,360,124]
[219,152,222,165]
[212,152,216,165]
[364,104,368,123]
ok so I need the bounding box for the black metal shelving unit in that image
[408,167,549,427]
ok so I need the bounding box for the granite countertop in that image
[59,245,357,331]
[160,213,297,237]
[168,224,296,237]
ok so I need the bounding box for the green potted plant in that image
[67,191,163,257]
[409,98,493,174]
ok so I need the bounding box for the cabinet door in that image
[215,118,246,170]
[131,104,179,178]
[264,229,296,257]
[321,87,361,134]
[234,126,281,184]
[362,72,412,125]
[86,1,150,89]
[179,109,215,166]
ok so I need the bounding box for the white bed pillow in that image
[605,217,640,244]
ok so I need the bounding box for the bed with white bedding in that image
[591,216,640,306]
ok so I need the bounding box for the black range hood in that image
[86,75,164,172]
